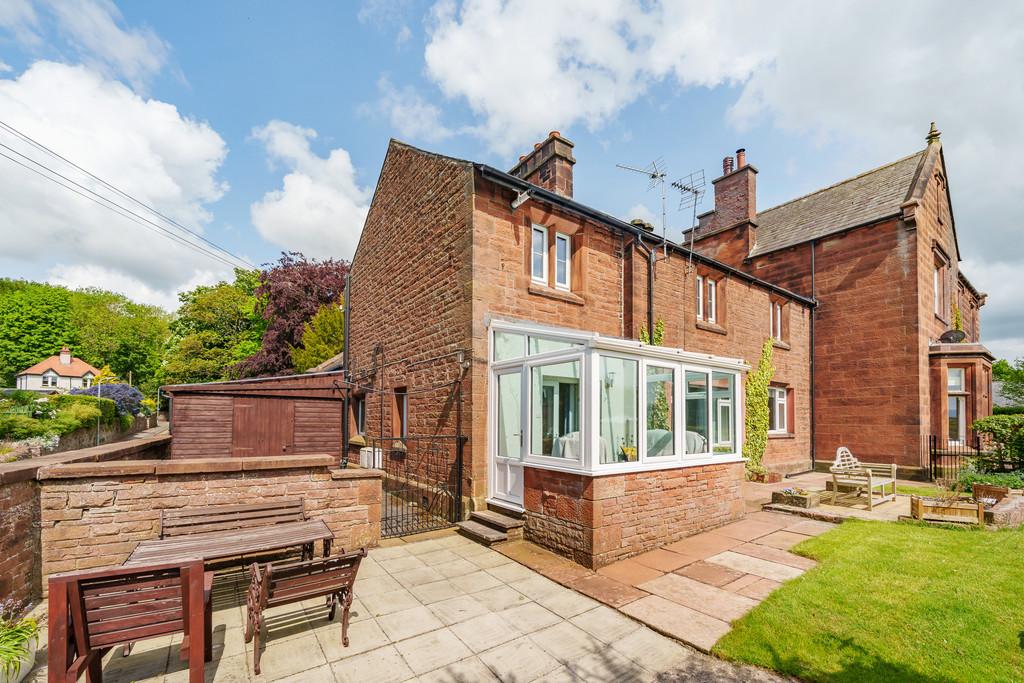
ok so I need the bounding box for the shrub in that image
[0,415,49,440]
[140,398,156,417]
[50,394,115,423]
[119,413,134,430]
[957,469,1024,490]
[4,390,38,406]
[993,405,1024,415]
[972,414,1024,470]
[0,599,39,679]
[71,384,143,416]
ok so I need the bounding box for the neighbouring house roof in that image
[309,351,345,373]
[749,150,927,257]
[16,355,100,378]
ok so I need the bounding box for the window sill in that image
[696,320,727,335]
[772,340,791,351]
[522,455,744,478]
[528,283,585,306]
[767,432,795,440]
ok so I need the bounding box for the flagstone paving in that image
[496,509,837,653]
[22,528,791,683]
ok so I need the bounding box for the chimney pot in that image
[722,156,734,175]
[59,347,72,366]
[508,132,575,197]
[736,148,747,168]
[549,130,560,138]
[519,155,526,162]
[534,143,541,150]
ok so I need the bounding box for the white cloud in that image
[395,24,412,47]
[0,61,232,309]
[47,263,221,311]
[372,76,453,143]
[0,61,12,73]
[250,120,371,260]
[625,203,656,226]
[0,0,168,88]
[423,0,1024,357]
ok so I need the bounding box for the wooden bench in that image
[245,549,367,674]
[48,560,212,683]
[125,499,334,567]
[829,446,897,510]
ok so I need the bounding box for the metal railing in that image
[926,434,982,481]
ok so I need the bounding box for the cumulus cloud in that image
[250,120,371,260]
[0,61,232,308]
[47,263,222,312]
[625,203,657,226]
[0,0,168,89]
[0,61,12,73]
[372,76,453,143]
[423,0,1024,356]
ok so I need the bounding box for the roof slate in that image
[749,150,926,257]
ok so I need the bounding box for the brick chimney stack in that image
[709,148,757,229]
[509,131,576,198]
[59,347,72,366]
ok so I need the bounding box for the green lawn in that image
[894,484,968,498]
[714,520,1024,682]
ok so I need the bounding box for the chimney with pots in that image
[59,347,72,366]
[509,131,576,198]
[708,147,757,230]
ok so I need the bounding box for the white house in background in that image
[15,347,99,391]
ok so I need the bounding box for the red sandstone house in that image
[684,123,992,469]
[345,133,814,567]
[342,124,991,568]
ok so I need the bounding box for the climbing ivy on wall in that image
[743,339,775,477]
[639,319,672,431]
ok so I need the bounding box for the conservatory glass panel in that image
[599,357,639,464]
[646,365,675,458]
[530,360,581,458]
[685,371,709,454]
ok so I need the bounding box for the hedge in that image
[994,405,1024,415]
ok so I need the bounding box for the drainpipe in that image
[647,245,656,338]
[809,239,817,469]
[341,273,351,467]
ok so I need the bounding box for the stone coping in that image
[34,454,386,480]
[0,428,171,485]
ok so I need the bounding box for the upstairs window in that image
[706,280,717,323]
[696,275,720,324]
[531,225,548,283]
[770,301,784,341]
[352,394,366,435]
[554,233,571,289]
[768,386,789,434]
[695,276,704,321]
[933,251,950,320]
[394,387,408,440]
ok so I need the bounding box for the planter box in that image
[1,637,37,683]
[771,490,821,508]
[910,496,985,525]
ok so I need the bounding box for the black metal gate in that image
[372,435,464,538]
[927,434,981,481]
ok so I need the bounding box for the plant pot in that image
[771,490,821,508]
[909,496,985,525]
[1,637,37,683]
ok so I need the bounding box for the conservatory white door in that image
[491,368,524,507]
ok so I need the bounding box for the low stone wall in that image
[0,429,171,606]
[523,461,745,569]
[37,456,381,587]
[987,495,1024,528]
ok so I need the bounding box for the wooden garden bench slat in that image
[245,549,366,675]
[124,499,334,567]
[48,561,212,683]
[829,446,897,510]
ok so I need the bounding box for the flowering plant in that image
[0,599,38,679]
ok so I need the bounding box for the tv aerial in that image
[617,158,670,257]
[672,169,706,268]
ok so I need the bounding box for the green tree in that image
[160,269,266,386]
[0,282,76,385]
[290,302,345,372]
[743,340,775,477]
[993,358,1024,406]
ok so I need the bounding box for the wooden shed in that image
[164,371,346,459]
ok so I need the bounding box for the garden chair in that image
[47,560,212,683]
[829,446,896,510]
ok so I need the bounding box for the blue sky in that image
[1,1,1022,359]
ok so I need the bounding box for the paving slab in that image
[331,644,413,683]
[752,530,810,551]
[621,595,732,653]
[632,548,697,572]
[478,635,563,682]
[499,602,563,633]
[737,577,782,600]
[596,558,665,587]
[529,621,606,663]
[376,605,444,641]
[637,573,758,622]
[406,579,463,605]
[721,573,763,594]
[663,531,742,557]
[783,519,838,536]
[614,604,719,663]
[675,560,746,587]
[427,594,490,625]
[449,612,523,653]
[732,541,818,570]
[707,551,804,582]
[417,655,500,683]
[393,627,472,675]
[568,573,648,608]
[533,585,601,618]
[472,584,531,612]
[713,518,788,541]
[568,605,641,643]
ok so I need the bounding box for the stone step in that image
[486,501,525,520]
[456,519,507,545]
[470,509,525,531]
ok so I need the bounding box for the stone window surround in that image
[488,318,748,480]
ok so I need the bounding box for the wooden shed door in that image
[232,398,295,457]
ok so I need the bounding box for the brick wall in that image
[0,480,40,606]
[346,141,474,499]
[523,462,745,568]
[36,457,381,588]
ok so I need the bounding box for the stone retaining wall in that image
[523,461,745,569]
[37,456,381,588]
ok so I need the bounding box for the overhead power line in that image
[0,119,255,271]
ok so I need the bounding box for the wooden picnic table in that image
[124,499,334,567]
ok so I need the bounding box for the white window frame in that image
[695,276,704,321]
[488,320,746,479]
[771,302,783,341]
[554,232,571,290]
[354,395,366,435]
[768,386,788,434]
[531,224,548,284]
[42,372,58,388]
[707,279,718,323]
